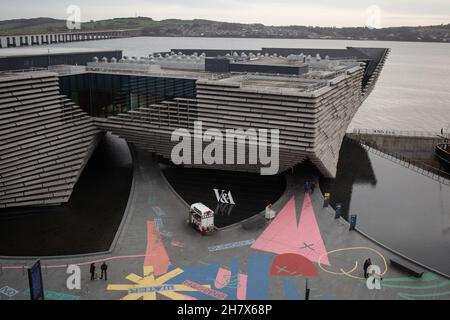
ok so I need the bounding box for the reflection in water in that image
[321,138,450,277]
[320,138,378,221]
[0,134,133,256]
[162,165,286,228]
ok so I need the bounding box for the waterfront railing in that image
[346,136,450,186]
[350,128,450,139]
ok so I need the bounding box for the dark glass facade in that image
[59,73,197,117]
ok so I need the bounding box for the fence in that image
[351,128,449,139]
[346,136,450,186]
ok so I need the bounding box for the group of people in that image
[90,262,108,281]
[304,181,316,194]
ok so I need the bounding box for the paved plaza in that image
[1,149,449,301]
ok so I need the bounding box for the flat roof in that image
[0,47,122,58]
[235,57,306,67]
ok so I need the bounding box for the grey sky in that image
[1,0,449,27]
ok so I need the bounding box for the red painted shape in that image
[144,221,171,276]
[271,253,319,277]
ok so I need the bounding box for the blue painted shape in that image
[208,239,255,252]
[168,262,222,300]
[282,279,304,300]
[129,285,175,294]
[23,289,80,300]
[152,206,166,217]
[0,286,19,298]
[246,254,272,300]
[154,218,164,229]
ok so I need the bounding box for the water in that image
[46,36,450,132]
[9,37,450,270]
[0,134,133,256]
[321,139,450,277]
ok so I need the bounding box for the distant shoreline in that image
[1,17,449,44]
[112,34,450,44]
[2,35,450,47]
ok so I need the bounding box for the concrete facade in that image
[0,47,389,208]
[0,71,101,209]
[94,47,389,177]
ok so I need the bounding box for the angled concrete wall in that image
[0,71,101,208]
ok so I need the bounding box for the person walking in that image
[100,262,108,281]
[304,181,310,193]
[90,263,96,281]
[310,182,316,194]
[363,258,372,279]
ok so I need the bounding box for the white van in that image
[189,203,215,234]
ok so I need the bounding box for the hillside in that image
[1,17,449,43]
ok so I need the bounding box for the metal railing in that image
[0,68,48,76]
[351,128,450,139]
[346,136,450,186]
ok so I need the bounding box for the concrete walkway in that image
[1,149,449,300]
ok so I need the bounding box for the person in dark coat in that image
[310,182,316,194]
[100,262,108,281]
[304,181,310,193]
[90,263,96,281]
[363,258,372,279]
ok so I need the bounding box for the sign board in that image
[350,215,357,231]
[323,193,331,208]
[28,260,45,300]
[334,203,342,219]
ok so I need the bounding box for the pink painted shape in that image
[237,274,247,300]
[214,268,230,289]
[144,221,171,276]
[297,193,329,265]
[251,195,329,265]
[251,196,302,254]
[214,268,248,300]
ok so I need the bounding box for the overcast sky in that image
[1,0,449,27]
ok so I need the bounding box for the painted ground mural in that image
[103,194,449,300]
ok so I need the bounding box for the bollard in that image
[349,214,357,231]
[334,203,342,219]
[305,279,310,301]
[323,193,330,208]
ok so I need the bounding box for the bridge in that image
[0,29,142,48]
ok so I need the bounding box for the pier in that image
[0,29,142,48]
